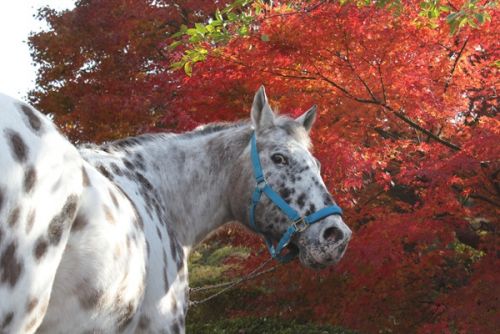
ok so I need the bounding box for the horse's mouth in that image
[296,240,349,270]
[285,242,300,256]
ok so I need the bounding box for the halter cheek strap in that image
[248,133,343,263]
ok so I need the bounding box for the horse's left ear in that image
[251,86,275,132]
[295,105,317,133]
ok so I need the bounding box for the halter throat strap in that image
[248,132,343,262]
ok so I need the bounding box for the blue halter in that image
[249,132,343,262]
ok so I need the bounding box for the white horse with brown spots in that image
[0,87,351,333]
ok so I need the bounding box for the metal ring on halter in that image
[292,217,309,233]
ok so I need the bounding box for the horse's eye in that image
[271,153,288,166]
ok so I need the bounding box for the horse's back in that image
[0,93,83,333]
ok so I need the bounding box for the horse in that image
[0,86,351,333]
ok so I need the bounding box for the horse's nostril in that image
[323,226,344,243]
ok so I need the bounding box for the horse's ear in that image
[295,105,317,133]
[251,86,275,132]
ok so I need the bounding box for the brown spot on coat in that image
[98,165,113,180]
[48,195,78,245]
[104,205,115,224]
[71,213,87,231]
[24,316,39,332]
[138,315,150,330]
[1,312,14,330]
[77,282,103,310]
[156,226,162,240]
[5,130,28,163]
[110,162,123,176]
[123,159,134,170]
[7,206,20,228]
[109,189,119,208]
[117,302,135,332]
[135,215,144,229]
[0,241,23,287]
[26,297,39,313]
[26,209,36,234]
[34,237,48,260]
[113,245,123,260]
[20,104,42,132]
[82,167,91,187]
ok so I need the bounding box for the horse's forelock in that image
[275,117,312,149]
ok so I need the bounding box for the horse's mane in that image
[88,115,307,152]
[184,120,249,138]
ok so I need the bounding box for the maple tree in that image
[28,0,233,142]
[29,0,499,333]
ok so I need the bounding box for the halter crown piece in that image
[248,132,343,263]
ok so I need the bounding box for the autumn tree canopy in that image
[29,0,233,142]
[29,1,498,333]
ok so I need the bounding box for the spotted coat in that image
[0,87,351,333]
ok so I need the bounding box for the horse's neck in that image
[126,126,253,250]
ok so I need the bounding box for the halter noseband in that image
[248,132,343,263]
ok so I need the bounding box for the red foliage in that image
[29,1,499,333]
[28,0,233,142]
[166,2,499,332]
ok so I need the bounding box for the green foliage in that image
[187,317,359,334]
[189,241,250,287]
[188,241,358,332]
[415,0,496,32]
[446,0,495,33]
[169,0,262,76]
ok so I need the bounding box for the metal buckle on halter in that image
[292,217,308,232]
[256,177,267,190]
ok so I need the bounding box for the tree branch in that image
[313,64,379,104]
[220,55,317,80]
[340,32,379,102]
[444,36,469,93]
[377,60,387,104]
[469,193,500,208]
[313,64,462,151]
[387,106,461,151]
[256,0,329,23]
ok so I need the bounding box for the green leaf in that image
[186,28,198,36]
[474,13,485,23]
[168,40,182,50]
[238,25,249,35]
[446,12,461,24]
[215,8,223,22]
[195,23,207,34]
[170,61,184,70]
[184,61,192,76]
[261,34,270,42]
[466,17,478,28]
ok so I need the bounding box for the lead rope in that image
[189,257,279,307]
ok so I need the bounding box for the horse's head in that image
[238,86,351,269]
